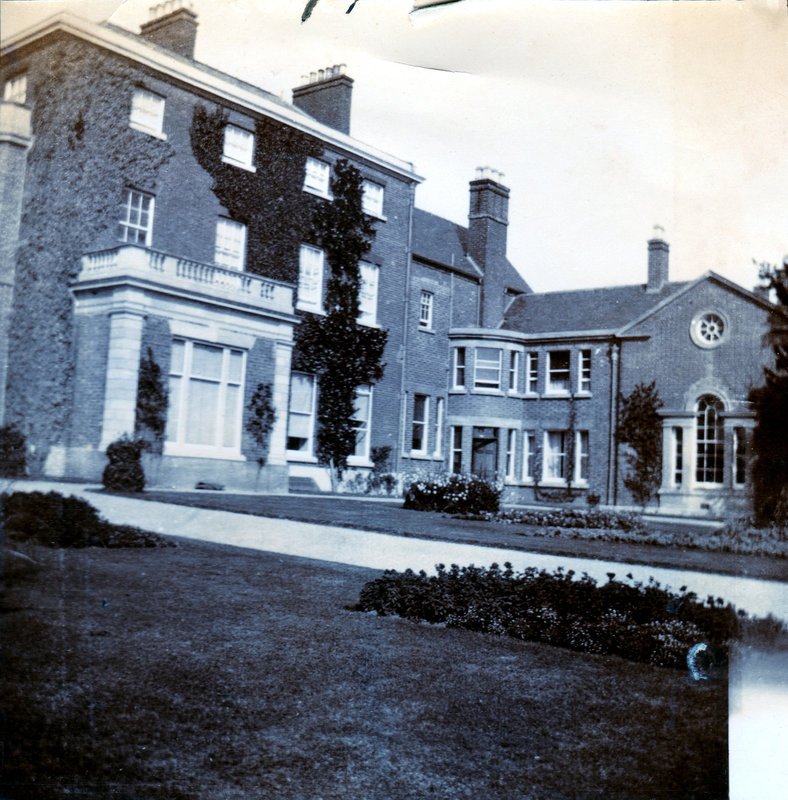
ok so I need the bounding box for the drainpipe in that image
[606,340,620,505]
[395,181,416,473]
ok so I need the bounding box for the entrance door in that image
[471,427,498,479]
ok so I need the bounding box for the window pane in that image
[298,245,324,310]
[358,262,379,325]
[185,379,219,445]
[170,340,185,374]
[228,350,244,384]
[223,125,254,166]
[3,74,27,104]
[215,219,246,270]
[290,374,314,414]
[130,88,164,133]
[223,384,240,447]
[166,375,181,442]
[304,158,329,194]
[191,343,223,380]
[362,181,384,216]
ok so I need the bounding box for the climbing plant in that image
[190,105,322,283]
[246,383,277,467]
[5,40,173,466]
[294,159,388,481]
[617,381,663,508]
[135,348,168,454]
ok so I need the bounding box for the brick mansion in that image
[0,2,775,516]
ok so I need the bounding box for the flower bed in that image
[352,562,757,670]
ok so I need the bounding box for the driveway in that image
[5,480,788,624]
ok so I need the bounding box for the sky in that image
[3,0,787,293]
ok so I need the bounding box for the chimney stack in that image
[468,168,510,327]
[140,1,198,60]
[292,65,353,135]
[647,225,669,293]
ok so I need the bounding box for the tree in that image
[294,159,388,485]
[135,348,168,454]
[748,260,788,527]
[617,381,663,508]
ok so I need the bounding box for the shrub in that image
[352,563,761,670]
[1,491,173,548]
[403,474,501,515]
[0,425,26,477]
[102,436,145,492]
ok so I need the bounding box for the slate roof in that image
[503,281,690,335]
[412,208,531,294]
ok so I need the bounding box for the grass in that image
[1,537,728,799]
[126,490,788,582]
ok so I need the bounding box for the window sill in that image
[129,121,167,140]
[449,387,467,394]
[286,452,319,463]
[472,388,504,396]
[575,391,592,399]
[407,452,432,460]
[358,319,381,329]
[221,155,256,172]
[544,390,571,398]
[347,456,373,468]
[523,392,540,399]
[540,479,589,488]
[303,185,333,201]
[418,326,435,334]
[296,302,325,315]
[364,210,387,222]
[163,444,245,461]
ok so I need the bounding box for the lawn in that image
[1,537,727,799]
[131,489,788,582]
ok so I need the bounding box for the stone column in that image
[267,340,293,466]
[100,310,145,449]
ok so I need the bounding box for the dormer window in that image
[129,87,165,137]
[304,157,330,198]
[222,124,255,171]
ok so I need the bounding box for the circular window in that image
[691,311,728,349]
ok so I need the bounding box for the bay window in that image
[166,339,244,456]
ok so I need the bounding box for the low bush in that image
[102,436,145,492]
[0,424,26,478]
[352,562,761,670]
[496,506,645,532]
[1,491,172,548]
[403,474,501,515]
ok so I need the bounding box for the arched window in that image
[695,395,724,484]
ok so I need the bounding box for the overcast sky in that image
[4,0,787,293]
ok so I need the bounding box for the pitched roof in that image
[412,208,531,293]
[503,281,690,335]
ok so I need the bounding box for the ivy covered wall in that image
[4,37,174,468]
[190,105,322,284]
